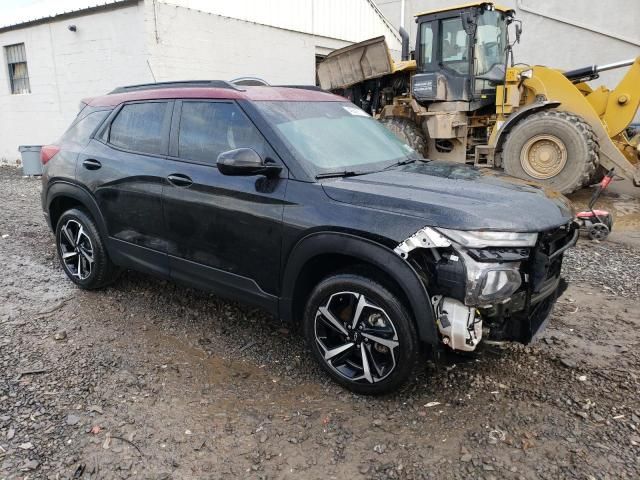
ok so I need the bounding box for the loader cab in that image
[413,2,514,107]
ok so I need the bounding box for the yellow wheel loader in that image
[317,2,640,194]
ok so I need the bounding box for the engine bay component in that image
[393,226,450,258]
[432,296,482,351]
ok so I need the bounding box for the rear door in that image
[162,99,288,312]
[78,100,173,276]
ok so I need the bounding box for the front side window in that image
[474,10,507,76]
[4,43,30,94]
[254,101,417,175]
[440,17,469,74]
[109,102,170,155]
[178,101,267,163]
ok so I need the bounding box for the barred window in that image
[5,43,30,94]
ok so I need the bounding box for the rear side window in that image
[61,110,110,146]
[109,102,171,155]
[178,101,267,163]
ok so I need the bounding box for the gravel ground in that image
[1,166,639,479]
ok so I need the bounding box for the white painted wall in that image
[145,1,351,85]
[159,0,402,51]
[0,3,149,163]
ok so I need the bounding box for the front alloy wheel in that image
[303,273,418,395]
[315,292,399,383]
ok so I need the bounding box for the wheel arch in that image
[492,101,561,158]
[47,182,108,237]
[280,232,438,345]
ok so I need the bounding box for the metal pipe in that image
[400,0,405,29]
[596,59,636,73]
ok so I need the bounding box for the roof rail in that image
[108,80,244,94]
[275,85,325,92]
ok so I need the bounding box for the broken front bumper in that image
[481,226,577,344]
[396,222,578,350]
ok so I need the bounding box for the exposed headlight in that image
[459,251,522,306]
[436,228,538,248]
[479,268,522,303]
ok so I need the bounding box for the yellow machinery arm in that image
[589,57,640,138]
[516,58,640,185]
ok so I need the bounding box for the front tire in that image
[55,208,119,289]
[302,273,419,395]
[501,111,599,194]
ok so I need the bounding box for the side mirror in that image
[515,22,522,43]
[217,148,281,177]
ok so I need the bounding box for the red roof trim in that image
[88,86,345,107]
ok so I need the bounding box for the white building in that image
[0,0,401,163]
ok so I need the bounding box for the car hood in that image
[321,161,574,232]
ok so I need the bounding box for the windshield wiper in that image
[315,170,360,179]
[382,157,423,171]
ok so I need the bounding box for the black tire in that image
[501,111,599,194]
[379,117,428,157]
[302,273,419,395]
[55,208,119,289]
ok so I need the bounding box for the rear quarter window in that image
[60,110,110,146]
[108,102,171,155]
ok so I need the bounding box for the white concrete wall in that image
[144,1,352,84]
[158,0,402,51]
[0,3,149,163]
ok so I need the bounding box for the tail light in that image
[40,145,60,165]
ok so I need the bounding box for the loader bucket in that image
[317,36,393,90]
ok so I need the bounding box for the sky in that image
[0,0,108,26]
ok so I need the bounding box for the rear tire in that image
[379,117,428,157]
[502,111,599,194]
[55,208,119,289]
[302,273,419,395]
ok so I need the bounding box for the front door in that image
[162,100,287,311]
[78,100,173,276]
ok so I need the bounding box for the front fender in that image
[280,231,438,345]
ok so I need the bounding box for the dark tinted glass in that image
[61,110,110,146]
[178,101,266,163]
[109,102,170,155]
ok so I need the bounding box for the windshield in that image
[253,101,418,176]
[475,10,507,76]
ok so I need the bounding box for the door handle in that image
[82,159,102,170]
[167,173,193,187]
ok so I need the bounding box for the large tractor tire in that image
[501,111,599,194]
[379,117,428,157]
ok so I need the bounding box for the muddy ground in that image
[1,166,639,480]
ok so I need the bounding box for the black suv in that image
[41,81,577,394]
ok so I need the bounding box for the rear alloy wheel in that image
[55,208,119,289]
[59,218,95,281]
[303,273,418,395]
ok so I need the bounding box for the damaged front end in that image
[394,223,578,352]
